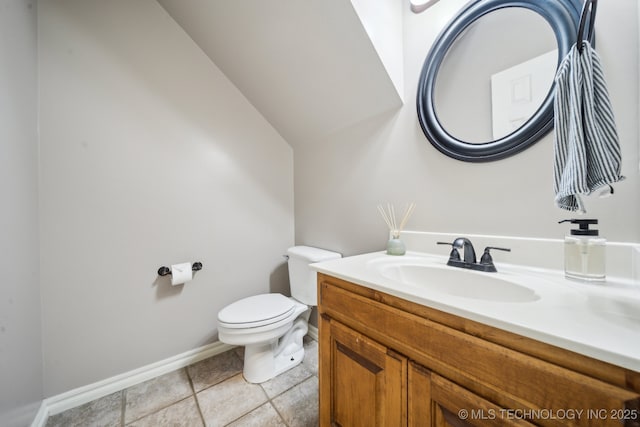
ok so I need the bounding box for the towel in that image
[553,40,624,213]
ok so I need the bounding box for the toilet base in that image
[242,316,309,383]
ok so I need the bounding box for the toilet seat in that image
[218,293,297,329]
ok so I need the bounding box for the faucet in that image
[437,238,510,272]
[452,237,477,264]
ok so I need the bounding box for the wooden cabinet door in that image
[409,362,535,427]
[319,317,407,427]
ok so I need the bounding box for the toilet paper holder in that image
[157,262,203,277]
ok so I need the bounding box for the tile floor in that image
[45,337,319,427]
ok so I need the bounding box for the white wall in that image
[38,0,294,396]
[158,0,403,149]
[295,0,640,256]
[0,0,43,425]
[350,0,404,100]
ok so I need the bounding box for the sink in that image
[376,263,540,303]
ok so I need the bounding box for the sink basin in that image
[377,263,540,303]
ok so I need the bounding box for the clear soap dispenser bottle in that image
[558,219,606,282]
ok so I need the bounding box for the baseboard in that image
[29,403,48,427]
[31,328,320,427]
[308,324,318,341]
[31,340,235,427]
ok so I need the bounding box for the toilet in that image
[217,246,341,383]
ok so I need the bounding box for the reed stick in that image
[377,202,415,238]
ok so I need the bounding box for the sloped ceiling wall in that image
[158,0,403,147]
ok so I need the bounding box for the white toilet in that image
[217,246,341,383]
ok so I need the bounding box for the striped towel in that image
[553,40,624,213]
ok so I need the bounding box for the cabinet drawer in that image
[319,279,640,427]
[409,362,535,427]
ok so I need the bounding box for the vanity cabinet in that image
[323,319,407,426]
[318,273,640,427]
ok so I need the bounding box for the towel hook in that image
[577,0,597,54]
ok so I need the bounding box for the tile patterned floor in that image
[45,337,319,427]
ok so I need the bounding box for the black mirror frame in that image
[417,0,590,162]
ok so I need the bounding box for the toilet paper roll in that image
[170,262,193,286]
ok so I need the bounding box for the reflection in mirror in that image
[434,7,557,144]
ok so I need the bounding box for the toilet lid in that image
[218,294,296,328]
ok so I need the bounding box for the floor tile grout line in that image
[122,368,195,426]
[192,361,313,401]
[261,371,315,401]
[218,346,317,426]
[221,401,291,427]
[262,372,319,427]
[194,341,318,426]
[186,365,207,427]
[121,389,126,427]
[266,399,291,427]
[188,348,245,396]
[220,369,317,427]
[222,386,273,427]
[124,394,195,426]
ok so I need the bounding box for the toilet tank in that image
[287,246,341,305]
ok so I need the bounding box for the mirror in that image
[435,8,557,143]
[417,0,590,162]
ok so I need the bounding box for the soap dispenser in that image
[558,219,606,282]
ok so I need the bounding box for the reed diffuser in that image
[377,202,416,255]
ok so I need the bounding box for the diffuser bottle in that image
[377,203,415,256]
[559,219,606,282]
[386,230,406,256]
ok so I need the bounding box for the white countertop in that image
[311,251,640,372]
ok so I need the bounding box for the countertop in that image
[311,251,640,372]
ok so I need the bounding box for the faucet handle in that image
[485,246,511,253]
[480,246,511,266]
[437,241,461,262]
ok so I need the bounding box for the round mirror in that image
[417,0,590,162]
[435,8,557,143]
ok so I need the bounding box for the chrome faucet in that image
[437,238,510,272]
